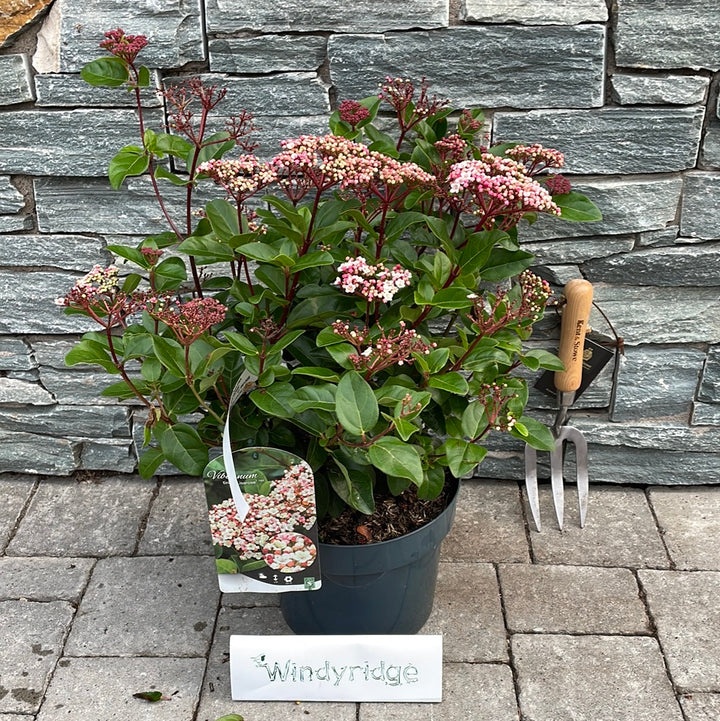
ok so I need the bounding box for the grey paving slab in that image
[221,591,281,608]
[0,557,94,602]
[196,605,357,721]
[6,477,155,557]
[442,480,529,563]
[499,563,651,634]
[681,693,720,720]
[137,477,213,556]
[359,662,519,720]
[512,634,684,721]
[421,562,507,662]
[528,485,670,568]
[64,556,220,657]
[35,657,206,721]
[648,487,720,569]
[0,475,35,551]
[0,600,74,714]
[0,715,36,721]
[639,570,720,692]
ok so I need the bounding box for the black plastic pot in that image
[280,477,460,634]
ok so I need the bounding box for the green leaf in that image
[177,235,235,263]
[154,256,187,290]
[81,57,129,87]
[327,457,375,515]
[151,336,186,378]
[108,148,150,190]
[554,191,603,222]
[291,250,335,272]
[443,438,488,478]
[65,338,119,374]
[481,248,534,282]
[214,715,245,721]
[335,371,379,435]
[133,691,165,702]
[137,65,151,87]
[156,422,208,475]
[511,415,556,451]
[138,447,165,479]
[291,366,340,382]
[368,437,424,486]
[153,165,191,186]
[206,198,240,240]
[151,132,193,158]
[461,401,487,439]
[106,244,150,268]
[101,380,147,400]
[223,332,259,355]
[428,372,469,395]
[523,349,565,371]
[459,230,506,274]
[425,287,475,310]
[249,382,296,419]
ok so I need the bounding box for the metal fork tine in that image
[524,444,542,532]
[549,439,565,530]
[564,427,590,528]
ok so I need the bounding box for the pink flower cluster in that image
[208,463,317,567]
[56,265,144,328]
[197,156,276,202]
[505,143,565,173]
[477,382,519,433]
[270,134,434,200]
[338,99,370,127]
[378,76,449,121]
[333,256,412,303]
[448,154,561,228]
[333,320,434,375]
[518,269,552,323]
[147,297,227,345]
[56,264,120,305]
[99,28,148,64]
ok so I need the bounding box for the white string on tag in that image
[222,370,258,522]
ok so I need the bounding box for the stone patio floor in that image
[1,474,719,720]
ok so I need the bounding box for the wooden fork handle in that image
[554,279,594,394]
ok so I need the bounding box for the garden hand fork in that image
[524,279,594,531]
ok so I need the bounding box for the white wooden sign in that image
[230,634,443,702]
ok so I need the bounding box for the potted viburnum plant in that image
[59,30,600,633]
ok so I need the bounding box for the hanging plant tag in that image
[203,447,322,593]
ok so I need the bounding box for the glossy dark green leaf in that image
[138,446,165,479]
[443,438,488,478]
[554,191,603,222]
[108,147,149,190]
[368,437,423,485]
[335,371,378,435]
[81,57,128,87]
[156,422,208,475]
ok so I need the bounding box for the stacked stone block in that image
[0,0,719,483]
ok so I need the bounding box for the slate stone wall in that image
[1,0,719,483]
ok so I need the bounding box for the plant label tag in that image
[203,447,322,593]
[230,634,443,702]
[535,336,615,399]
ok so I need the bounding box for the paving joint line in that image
[632,568,690,718]
[131,475,163,556]
[493,561,524,721]
[2,474,41,554]
[191,591,223,721]
[644,487,677,570]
